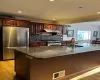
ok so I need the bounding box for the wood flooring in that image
[0,60,100,80]
[0,60,16,80]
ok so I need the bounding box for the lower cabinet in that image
[61,42,66,46]
[39,42,46,46]
[61,41,71,46]
[30,42,46,47]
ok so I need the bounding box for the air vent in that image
[53,70,65,79]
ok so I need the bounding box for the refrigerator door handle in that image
[26,30,29,47]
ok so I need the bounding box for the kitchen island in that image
[14,44,100,80]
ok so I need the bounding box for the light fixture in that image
[79,7,83,8]
[18,11,22,13]
[49,0,54,1]
[97,12,100,14]
[53,19,56,20]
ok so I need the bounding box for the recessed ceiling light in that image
[49,0,54,1]
[97,12,100,14]
[53,19,56,20]
[18,11,22,13]
[79,7,83,8]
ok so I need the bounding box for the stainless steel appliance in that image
[47,41,61,46]
[0,27,29,60]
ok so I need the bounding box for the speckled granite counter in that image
[14,44,100,80]
[14,44,100,58]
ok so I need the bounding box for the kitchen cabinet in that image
[66,41,71,45]
[30,42,40,47]
[39,42,46,46]
[3,19,16,26]
[62,26,68,35]
[61,41,66,46]
[16,20,30,27]
[0,20,3,27]
[30,42,46,47]
[35,23,44,34]
[30,22,44,35]
[0,18,31,27]
[58,25,63,35]
[44,24,58,30]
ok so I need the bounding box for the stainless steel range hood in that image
[41,29,60,33]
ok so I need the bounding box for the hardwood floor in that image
[0,60,16,80]
[0,60,100,80]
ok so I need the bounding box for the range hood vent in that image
[41,29,60,33]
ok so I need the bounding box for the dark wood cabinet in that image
[39,42,46,46]
[58,25,63,35]
[61,41,66,46]
[44,24,58,30]
[16,20,30,27]
[3,19,16,26]
[29,23,44,35]
[62,26,68,35]
[29,42,46,47]
[0,20,3,27]
[35,23,44,34]
[30,42,40,47]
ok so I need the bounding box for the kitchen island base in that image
[15,50,100,80]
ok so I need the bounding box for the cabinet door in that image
[35,23,44,34]
[0,20,3,27]
[58,25,63,35]
[3,19,16,26]
[39,42,46,46]
[62,26,68,35]
[61,42,66,46]
[16,20,30,27]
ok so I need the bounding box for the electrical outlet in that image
[53,70,65,80]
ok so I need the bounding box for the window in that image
[77,31,91,40]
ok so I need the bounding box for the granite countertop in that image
[14,43,100,59]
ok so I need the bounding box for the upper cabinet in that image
[16,20,30,27]
[57,25,63,35]
[35,23,44,34]
[0,17,68,35]
[29,22,44,34]
[44,24,58,30]
[1,18,31,27]
[3,19,16,26]
[62,26,68,35]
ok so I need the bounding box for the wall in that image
[63,22,100,41]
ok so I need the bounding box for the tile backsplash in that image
[30,34,63,42]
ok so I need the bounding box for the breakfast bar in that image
[14,44,100,80]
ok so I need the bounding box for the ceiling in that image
[0,0,100,23]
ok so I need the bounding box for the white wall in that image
[63,22,100,41]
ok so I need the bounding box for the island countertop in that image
[14,44,100,59]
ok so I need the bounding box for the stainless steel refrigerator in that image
[0,27,29,60]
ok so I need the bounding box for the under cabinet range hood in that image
[41,29,60,33]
